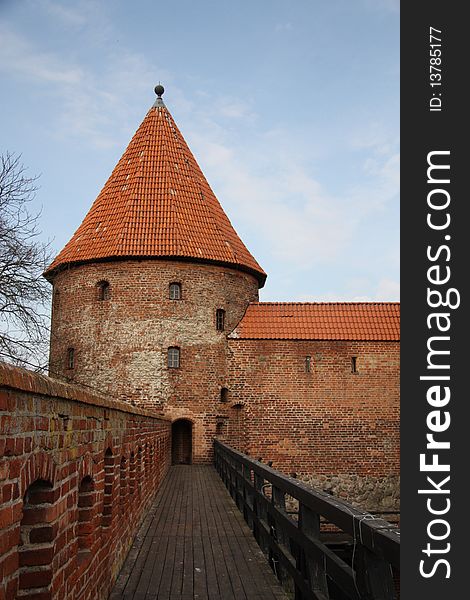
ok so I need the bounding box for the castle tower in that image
[45,86,266,463]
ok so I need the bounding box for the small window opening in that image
[67,347,75,370]
[305,356,312,372]
[351,356,358,373]
[77,476,95,561]
[169,282,182,300]
[102,449,114,528]
[129,452,136,495]
[137,447,143,494]
[216,309,225,331]
[216,419,228,435]
[97,280,110,301]
[20,479,55,597]
[220,387,229,402]
[168,347,180,368]
[119,457,127,511]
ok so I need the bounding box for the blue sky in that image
[0,0,399,302]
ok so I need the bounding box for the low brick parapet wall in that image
[0,362,171,600]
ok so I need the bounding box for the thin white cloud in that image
[0,23,162,148]
[0,4,398,301]
[41,0,87,26]
[0,26,84,84]
[186,102,399,276]
[188,129,353,268]
[275,22,293,32]
[363,0,400,13]
[215,97,256,120]
[297,277,400,302]
[375,278,400,300]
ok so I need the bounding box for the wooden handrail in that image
[214,439,399,600]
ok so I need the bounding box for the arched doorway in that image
[172,419,192,465]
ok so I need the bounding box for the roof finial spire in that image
[152,83,166,108]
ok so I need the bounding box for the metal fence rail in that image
[214,440,400,600]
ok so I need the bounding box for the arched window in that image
[169,282,181,300]
[137,447,143,495]
[220,387,229,403]
[149,444,155,480]
[144,443,150,479]
[102,449,114,528]
[97,280,110,301]
[216,420,227,435]
[19,479,56,597]
[216,308,225,331]
[67,347,75,370]
[119,457,127,512]
[305,356,312,373]
[351,356,358,373]
[129,452,136,495]
[77,476,95,562]
[168,347,180,368]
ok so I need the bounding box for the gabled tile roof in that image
[45,94,266,285]
[229,302,400,341]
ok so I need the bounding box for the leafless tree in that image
[0,152,52,370]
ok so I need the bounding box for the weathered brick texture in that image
[48,259,259,463]
[227,339,400,512]
[0,362,171,600]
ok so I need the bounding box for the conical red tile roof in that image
[45,93,266,285]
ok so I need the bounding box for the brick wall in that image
[48,259,259,463]
[227,339,400,512]
[0,362,171,600]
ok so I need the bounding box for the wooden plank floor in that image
[109,466,289,600]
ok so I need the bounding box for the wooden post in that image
[298,503,329,598]
[272,485,289,584]
[235,460,243,511]
[254,472,269,555]
[355,546,396,600]
[242,465,254,529]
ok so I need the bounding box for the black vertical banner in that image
[401,3,467,599]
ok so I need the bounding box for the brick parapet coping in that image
[0,361,170,421]
[0,360,172,599]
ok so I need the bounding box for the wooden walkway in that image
[110,466,289,600]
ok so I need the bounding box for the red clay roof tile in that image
[45,99,266,285]
[230,302,400,341]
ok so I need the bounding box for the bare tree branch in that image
[0,152,52,370]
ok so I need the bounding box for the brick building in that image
[44,86,399,512]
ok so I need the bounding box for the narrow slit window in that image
[216,420,226,435]
[169,282,182,300]
[216,309,225,331]
[67,347,75,369]
[97,280,110,301]
[351,356,358,373]
[220,387,229,403]
[305,356,312,372]
[168,347,180,368]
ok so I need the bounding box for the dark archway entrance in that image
[171,419,192,465]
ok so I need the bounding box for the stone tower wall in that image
[48,259,259,462]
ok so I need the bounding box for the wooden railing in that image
[214,440,400,600]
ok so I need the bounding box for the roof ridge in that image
[251,301,400,306]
